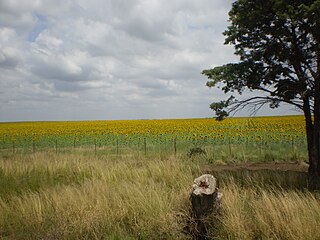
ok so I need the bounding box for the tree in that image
[202,0,320,190]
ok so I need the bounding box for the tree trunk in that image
[190,174,222,240]
[304,114,320,190]
[305,72,320,190]
[313,51,320,190]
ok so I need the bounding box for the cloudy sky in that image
[0,0,298,122]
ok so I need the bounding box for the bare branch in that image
[226,95,304,117]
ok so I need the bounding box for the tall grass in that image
[215,181,320,240]
[0,151,319,239]
[0,152,197,239]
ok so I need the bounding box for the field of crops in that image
[0,115,307,159]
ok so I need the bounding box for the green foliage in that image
[209,96,235,120]
[188,147,206,158]
[203,0,319,120]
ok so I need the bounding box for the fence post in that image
[291,137,295,151]
[94,139,97,156]
[174,137,177,156]
[12,141,15,154]
[55,139,58,154]
[144,138,147,156]
[73,137,76,153]
[32,140,36,154]
[116,138,119,155]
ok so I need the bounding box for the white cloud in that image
[0,27,16,43]
[35,31,63,50]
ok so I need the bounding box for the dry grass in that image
[0,151,319,239]
[214,179,320,240]
[0,152,197,239]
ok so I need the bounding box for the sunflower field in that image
[0,115,306,158]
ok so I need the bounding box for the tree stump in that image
[190,174,222,240]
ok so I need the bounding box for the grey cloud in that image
[119,17,167,42]
[0,48,22,68]
[0,1,40,33]
[53,81,87,92]
[1,0,293,122]
[30,56,85,82]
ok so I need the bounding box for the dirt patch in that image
[203,162,308,173]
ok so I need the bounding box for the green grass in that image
[0,149,317,239]
[0,154,97,199]
[1,138,308,166]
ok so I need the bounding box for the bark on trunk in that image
[304,104,320,190]
[190,174,222,240]
[305,61,320,190]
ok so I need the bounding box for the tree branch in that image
[226,95,304,117]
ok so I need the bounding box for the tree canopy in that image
[202,0,320,189]
[203,0,319,118]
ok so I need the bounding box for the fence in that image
[0,134,308,162]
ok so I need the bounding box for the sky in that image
[0,0,299,122]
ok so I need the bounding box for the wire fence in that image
[0,134,308,162]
